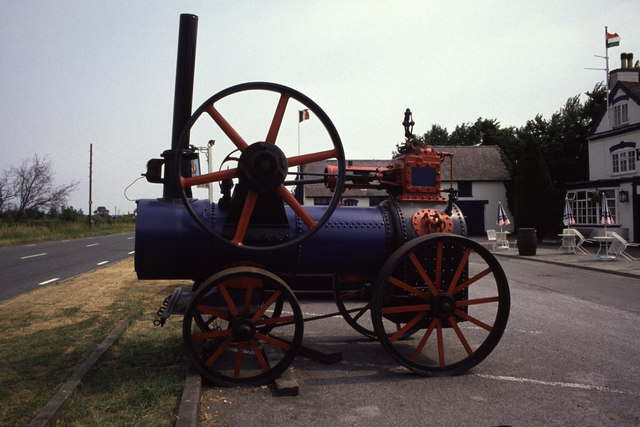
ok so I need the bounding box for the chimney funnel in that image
[621,53,628,68]
[629,53,634,68]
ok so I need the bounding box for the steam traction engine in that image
[135,15,510,387]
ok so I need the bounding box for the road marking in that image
[86,243,99,247]
[127,237,134,240]
[26,244,37,247]
[473,374,637,395]
[97,261,109,266]
[128,250,135,255]
[21,253,47,259]
[39,278,59,285]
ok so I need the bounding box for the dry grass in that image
[0,258,191,426]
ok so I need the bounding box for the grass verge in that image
[0,258,189,426]
[0,221,135,247]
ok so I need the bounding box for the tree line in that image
[0,154,80,221]
[399,82,606,238]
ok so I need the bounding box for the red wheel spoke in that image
[218,284,240,317]
[454,309,493,331]
[411,318,439,361]
[381,304,430,314]
[231,190,258,246]
[447,248,471,294]
[387,276,430,300]
[243,278,260,314]
[453,267,492,295]
[341,288,366,301]
[181,168,237,189]
[390,310,428,343]
[265,93,290,144]
[287,148,340,167]
[205,104,249,151]
[251,290,282,322]
[191,329,232,341]
[408,253,439,296]
[448,316,473,356]
[255,315,295,326]
[254,332,291,350]
[234,342,246,379]
[435,242,443,289]
[352,304,370,322]
[249,339,270,372]
[196,305,230,321]
[436,320,445,366]
[456,296,500,307]
[277,185,317,229]
[205,336,233,367]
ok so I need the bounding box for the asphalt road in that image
[0,232,135,301]
[201,256,640,426]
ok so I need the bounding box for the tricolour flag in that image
[299,109,310,123]
[606,31,620,48]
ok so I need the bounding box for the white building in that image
[566,53,640,242]
[303,145,512,236]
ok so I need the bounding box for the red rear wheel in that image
[372,234,510,376]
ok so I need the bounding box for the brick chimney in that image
[609,52,639,87]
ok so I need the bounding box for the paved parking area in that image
[484,239,640,278]
[198,252,640,426]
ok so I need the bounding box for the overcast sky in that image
[1,1,639,214]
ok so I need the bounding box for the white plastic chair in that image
[568,229,589,254]
[608,232,636,260]
[487,230,497,250]
[559,229,577,253]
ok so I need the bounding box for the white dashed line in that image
[127,237,134,240]
[86,243,99,247]
[21,253,47,259]
[97,261,109,266]
[128,251,135,255]
[39,278,59,286]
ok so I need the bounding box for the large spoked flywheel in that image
[371,234,510,376]
[175,82,346,251]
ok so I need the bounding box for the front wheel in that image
[371,234,510,376]
[183,266,303,386]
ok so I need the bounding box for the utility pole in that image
[89,143,94,228]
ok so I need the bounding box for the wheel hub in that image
[231,317,256,342]
[238,141,288,193]
[432,292,456,318]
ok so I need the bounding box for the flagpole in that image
[605,26,610,93]
[296,113,302,203]
[605,26,610,128]
[297,119,300,156]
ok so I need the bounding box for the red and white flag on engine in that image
[299,109,310,123]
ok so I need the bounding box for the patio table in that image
[593,236,616,260]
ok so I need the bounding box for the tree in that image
[513,133,559,237]
[60,205,83,222]
[94,206,110,217]
[0,171,13,215]
[9,154,79,218]
[422,124,450,146]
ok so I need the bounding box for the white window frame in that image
[566,189,617,225]
[611,148,636,175]
[613,103,629,127]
